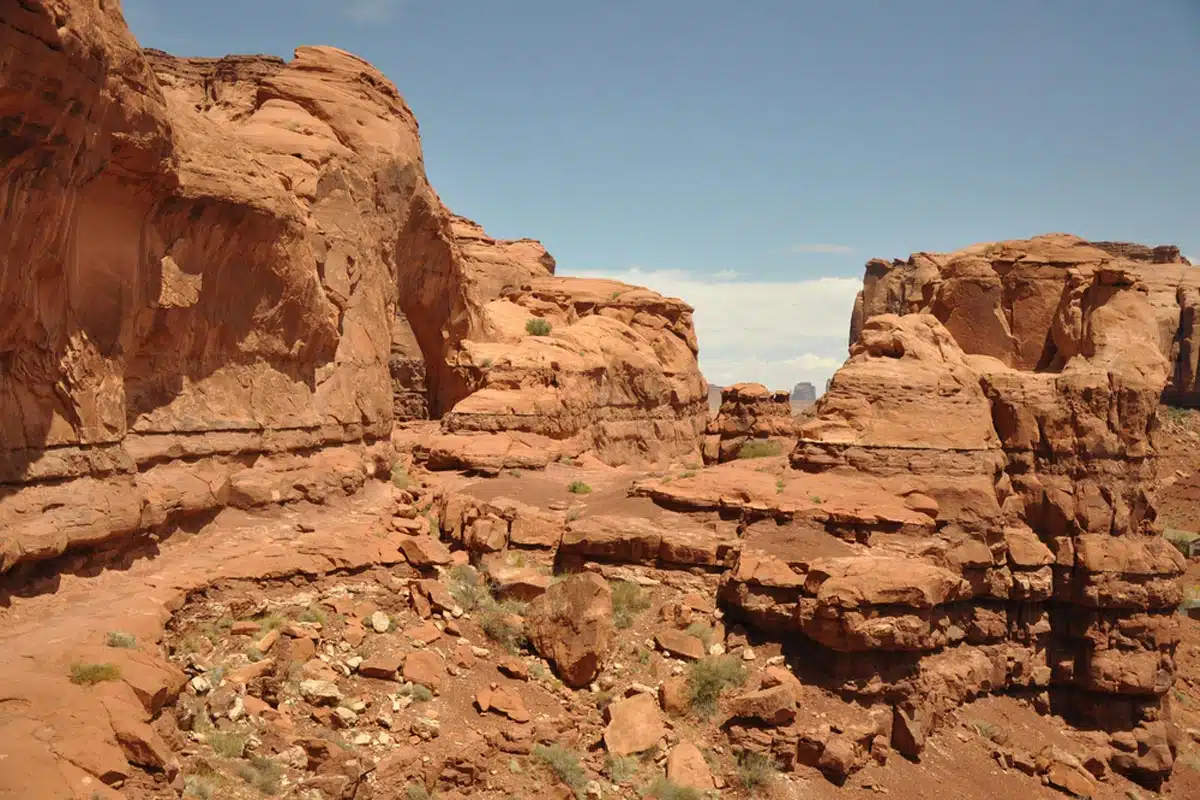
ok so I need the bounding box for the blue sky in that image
[123,0,1200,391]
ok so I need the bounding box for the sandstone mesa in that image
[1,3,1198,800]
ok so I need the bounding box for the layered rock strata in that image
[642,236,1188,784]
[0,1,706,572]
[702,383,796,464]
[428,276,707,471]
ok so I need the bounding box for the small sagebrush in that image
[735,750,778,791]
[405,785,433,800]
[567,480,592,495]
[533,743,587,797]
[736,440,782,459]
[448,564,487,611]
[611,581,651,629]
[182,776,215,800]
[206,730,248,758]
[525,317,552,336]
[69,662,122,686]
[604,754,639,784]
[645,776,702,800]
[411,684,434,703]
[105,631,137,649]
[479,601,528,653]
[686,655,746,717]
[298,604,328,625]
[234,756,281,794]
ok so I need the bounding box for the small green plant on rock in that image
[448,565,487,611]
[604,754,639,784]
[254,612,286,631]
[105,631,137,649]
[686,655,746,718]
[735,751,778,791]
[69,662,122,686]
[611,580,652,629]
[207,730,248,758]
[736,440,781,459]
[533,743,586,797]
[809,494,824,504]
[567,480,592,495]
[411,684,434,703]
[645,776,702,800]
[298,604,328,625]
[525,317,552,336]
[234,755,281,794]
[479,600,528,653]
[182,776,215,800]
[775,478,785,494]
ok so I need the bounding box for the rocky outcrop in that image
[428,276,707,471]
[0,1,705,573]
[645,235,1187,785]
[849,233,1197,403]
[703,383,796,464]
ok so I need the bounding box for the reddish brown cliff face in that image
[790,236,1186,782]
[0,1,706,574]
[639,235,1189,784]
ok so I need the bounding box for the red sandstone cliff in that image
[636,235,1189,784]
[0,1,706,575]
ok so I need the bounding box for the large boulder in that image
[525,573,614,687]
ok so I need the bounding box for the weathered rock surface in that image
[525,573,614,688]
[0,0,707,576]
[603,692,666,756]
[426,275,708,471]
[703,382,796,464]
[648,235,1188,784]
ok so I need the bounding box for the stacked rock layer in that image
[715,236,1188,782]
[0,1,707,575]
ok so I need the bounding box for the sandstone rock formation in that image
[642,235,1189,785]
[0,0,706,575]
[702,383,796,464]
[426,274,707,472]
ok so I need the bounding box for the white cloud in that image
[788,243,858,255]
[576,267,862,394]
[345,0,399,22]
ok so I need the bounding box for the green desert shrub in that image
[69,662,122,686]
[735,750,778,791]
[525,317,552,336]
[686,655,746,717]
[611,581,651,629]
[533,743,586,797]
[105,631,137,649]
[644,776,703,800]
[736,439,782,459]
